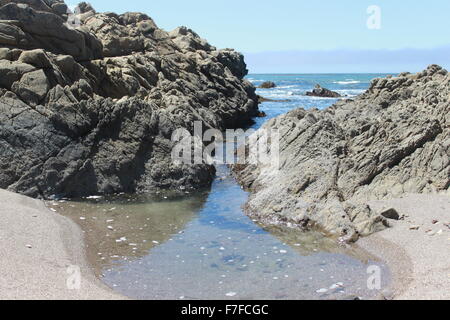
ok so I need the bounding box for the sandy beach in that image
[1,188,448,300]
[359,194,450,300]
[0,189,123,300]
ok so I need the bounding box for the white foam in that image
[333,80,361,85]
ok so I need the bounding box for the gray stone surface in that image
[233,65,449,242]
[0,1,259,199]
[306,84,341,98]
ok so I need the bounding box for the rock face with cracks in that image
[0,0,259,198]
[233,65,450,242]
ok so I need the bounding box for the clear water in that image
[54,74,393,300]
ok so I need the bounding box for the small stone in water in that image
[79,217,86,220]
[226,292,237,297]
[280,250,287,254]
[87,196,102,200]
[107,226,114,230]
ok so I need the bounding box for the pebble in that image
[25,244,32,249]
[279,250,287,254]
[330,282,344,289]
[107,226,114,230]
[316,288,328,294]
[86,196,102,200]
[226,292,237,297]
[409,225,420,230]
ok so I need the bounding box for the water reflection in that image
[53,192,208,274]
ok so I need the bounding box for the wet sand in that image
[359,194,450,300]
[0,189,123,300]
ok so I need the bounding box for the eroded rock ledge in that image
[0,0,259,198]
[233,65,450,242]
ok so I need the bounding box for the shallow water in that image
[54,74,393,300]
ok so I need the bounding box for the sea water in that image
[54,74,393,300]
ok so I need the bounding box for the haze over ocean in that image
[84,0,450,73]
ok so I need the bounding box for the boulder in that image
[306,84,341,98]
[258,81,276,89]
[18,49,52,68]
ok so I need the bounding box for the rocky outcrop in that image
[306,84,341,98]
[258,81,276,89]
[233,65,449,242]
[0,1,259,198]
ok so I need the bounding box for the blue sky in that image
[82,0,450,73]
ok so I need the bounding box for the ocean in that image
[248,73,392,127]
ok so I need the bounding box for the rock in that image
[233,66,449,242]
[11,69,50,105]
[316,288,328,294]
[258,81,276,89]
[0,2,103,61]
[410,226,421,231]
[0,60,36,88]
[18,49,52,68]
[0,1,259,199]
[51,2,68,16]
[306,84,341,98]
[379,208,400,220]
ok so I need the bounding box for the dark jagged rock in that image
[258,81,276,89]
[306,84,341,98]
[0,0,259,199]
[233,65,449,242]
